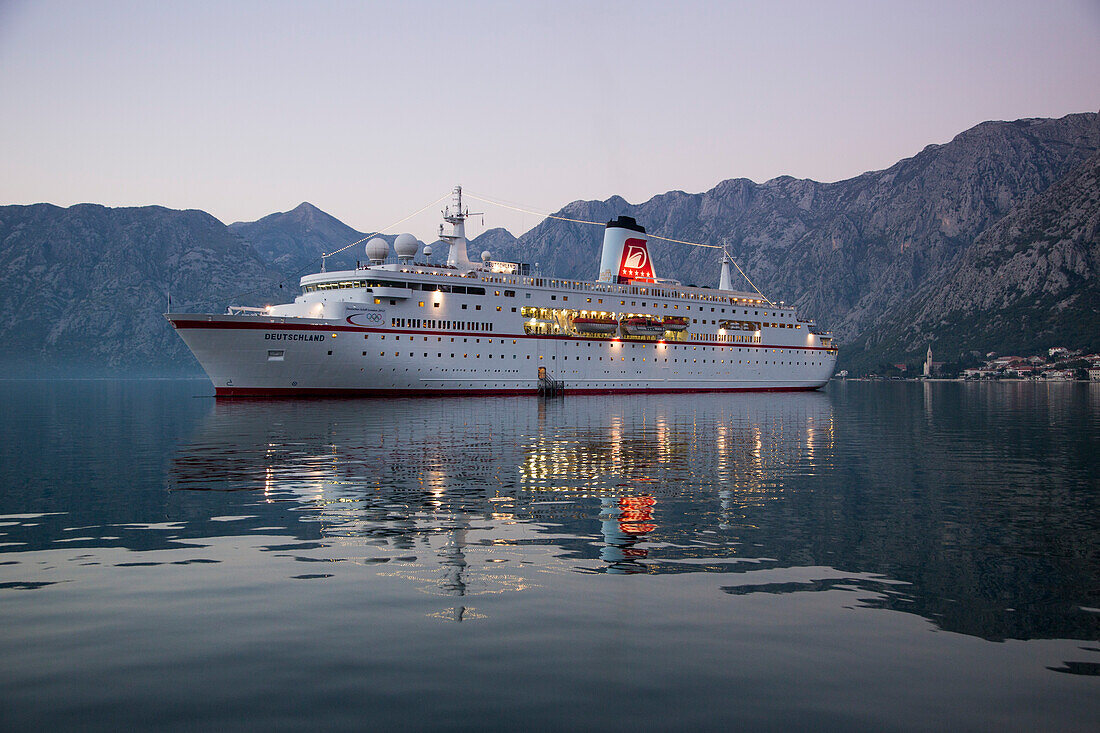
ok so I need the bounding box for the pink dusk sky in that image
[1,0,1098,240]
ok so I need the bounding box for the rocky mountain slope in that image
[490,113,1100,349]
[0,204,284,375]
[229,202,374,277]
[848,152,1100,370]
[469,227,518,259]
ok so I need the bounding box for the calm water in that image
[1,380,1098,731]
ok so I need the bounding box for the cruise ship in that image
[167,187,837,396]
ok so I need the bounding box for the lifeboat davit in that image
[573,316,619,334]
[621,317,666,337]
[661,316,688,331]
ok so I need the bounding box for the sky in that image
[1,0,1098,240]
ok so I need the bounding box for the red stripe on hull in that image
[170,319,837,352]
[214,385,826,399]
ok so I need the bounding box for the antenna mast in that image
[440,185,481,268]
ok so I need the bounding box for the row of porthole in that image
[365,351,823,367]
[365,330,829,357]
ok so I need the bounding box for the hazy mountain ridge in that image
[3,112,1097,377]
[469,227,518,257]
[848,152,1100,369]
[0,203,285,375]
[229,201,377,277]
[489,113,1100,354]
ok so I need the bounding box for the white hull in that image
[169,310,836,397]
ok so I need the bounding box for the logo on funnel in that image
[617,238,655,282]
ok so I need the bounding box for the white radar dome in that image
[394,233,418,260]
[365,237,389,264]
[481,250,492,262]
[423,244,433,257]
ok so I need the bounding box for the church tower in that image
[923,345,933,378]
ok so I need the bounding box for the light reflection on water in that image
[0,380,1098,731]
[168,392,836,585]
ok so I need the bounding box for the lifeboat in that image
[661,316,689,331]
[572,316,619,334]
[620,317,666,337]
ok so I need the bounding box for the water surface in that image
[1,380,1098,731]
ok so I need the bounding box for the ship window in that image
[505,290,515,297]
[267,350,284,361]
[462,304,467,309]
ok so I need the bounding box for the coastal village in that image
[844,346,1100,381]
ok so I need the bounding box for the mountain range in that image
[849,151,1100,369]
[0,112,1096,376]
[228,202,387,277]
[0,204,284,375]
[484,112,1100,370]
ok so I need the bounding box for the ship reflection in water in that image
[162,386,1100,647]
[170,393,836,600]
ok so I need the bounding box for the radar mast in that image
[440,185,476,268]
